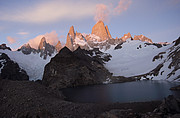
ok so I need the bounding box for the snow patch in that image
[0,49,53,81]
[104,39,171,77]
[103,78,111,84]
[74,37,87,46]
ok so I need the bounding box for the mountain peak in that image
[66,26,76,51]
[134,35,153,43]
[69,26,75,38]
[122,32,132,41]
[23,43,31,48]
[105,25,112,39]
[92,21,111,41]
[55,41,62,52]
[38,37,47,50]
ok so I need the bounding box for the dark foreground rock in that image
[0,79,162,118]
[42,47,135,89]
[0,53,29,80]
[1,79,180,118]
[42,47,112,89]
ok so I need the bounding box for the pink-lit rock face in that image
[134,35,153,43]
[55,41,62,52]
[66,26,75,51]
[91,21,111,41]
[121,32,132,41]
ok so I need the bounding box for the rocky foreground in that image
[1,79,180,118]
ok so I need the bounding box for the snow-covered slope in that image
[0,49,54,81]
[104,39,171,77]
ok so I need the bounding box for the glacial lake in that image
[62,80,180,103]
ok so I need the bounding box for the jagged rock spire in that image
[38,37,47,50]
[122,32,132,41]
[105,25,112,39]
[55,41,62,52]
[66,26,76,51]
[91,20,111,41]
[134,35,153,43]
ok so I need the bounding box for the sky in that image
[0,0,180,50]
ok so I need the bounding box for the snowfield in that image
[0,38,179,82]
[104,39,171,77]
[0,50,54,81]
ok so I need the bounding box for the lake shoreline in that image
[0,79,180,118]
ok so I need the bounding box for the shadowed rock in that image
[42,47,111,89]
[0,53,29,81]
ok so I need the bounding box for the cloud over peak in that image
[27,31,59,49]
[94,0,132,22]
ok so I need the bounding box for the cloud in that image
[17,32,29,35]
[94,0,132,22]
[94,4,110,22]
[59,35,65,39]
[0,1,96,23]
[44,31,59,46]
[7,36,16,44]
[114,0,132,15]
[27,31,59,49]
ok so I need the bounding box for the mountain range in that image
[0,21,179,84]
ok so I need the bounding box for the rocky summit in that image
[38,37,56,59]
[65,26,76,51]
[91,20,112,41]
[18,37,60,59]
[42,47,112,89]
[0,44,11,51]
[55,41,62,52]
[134,35,153,43]
[121,32,132,41]
[18,43,37,55]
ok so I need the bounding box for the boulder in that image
[154,95,180,114]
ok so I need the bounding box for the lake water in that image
[62,80,180,103]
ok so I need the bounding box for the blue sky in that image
[0,0,180,49]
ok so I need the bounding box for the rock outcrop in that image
[18,37,59,59]
[42,47,112,89]
[91,21,111,41]
[65,26,76,51]
[98,95,180,118]
[55,41,62,52]
[134,35,153,43]
[17,43,37,55]
[121,32,132,41]
[0,53,29,81]
[38,37,56,59]
[105,25,112,39]
[0,44,11,51]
